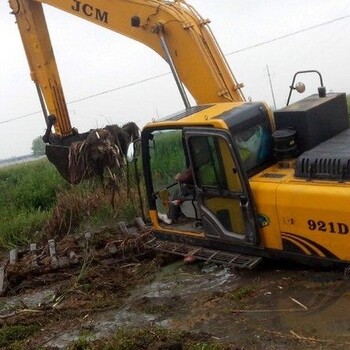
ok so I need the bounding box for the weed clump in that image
[0,158,144,250]
[0,324,40,347]
[68,327,232,350]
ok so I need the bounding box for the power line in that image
[226,14,350,56]
[0,110,42,125]
[68,72,170,104]
[0,72,171,125]
[2,14,349,125]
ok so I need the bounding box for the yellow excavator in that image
[8,0,350,268]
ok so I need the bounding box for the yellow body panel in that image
[204,197,245,234]
[249,180,283,250]
[249,162,295,250]
[251,163,350,261]
[276,181,350,260]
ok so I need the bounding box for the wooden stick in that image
[232,308,307,313]
[289,296,308,310]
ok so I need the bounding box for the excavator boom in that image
[9,0,245,139]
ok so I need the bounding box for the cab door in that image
[184,128,260,245]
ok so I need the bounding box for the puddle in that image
[141,262,239,298]
[274,286,350,339]
[0,287,57,314]
[4,260,350,349]
[39,261,241,348]
[43,308,160,349]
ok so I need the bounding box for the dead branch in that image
[0,308,43,319]
[232,308,308,313]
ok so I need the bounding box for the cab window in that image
[189,135,230,189]
[233,122,272,172]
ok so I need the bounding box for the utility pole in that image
[266,65,277,110]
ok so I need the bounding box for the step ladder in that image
[147,239,262,269]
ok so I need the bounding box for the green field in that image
[0,158,142,250]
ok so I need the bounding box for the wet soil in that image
[1,234,350,349]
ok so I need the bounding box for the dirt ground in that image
[1,228,350,350]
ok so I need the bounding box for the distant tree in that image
[31,136,45,157]
[347,95,350,118]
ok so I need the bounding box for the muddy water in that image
[2,262,350,348]
[139,261,240,297]
[19,262,240,349]
[0,287,57,312]
[233,268,350,348]
[284,293,350,336]
[274,278,350,340]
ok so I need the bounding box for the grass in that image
[70,331,95,350]
[0,158,145,251]
[149,130,186,188]
[0,129,186,250]
[0,158,67,210]
[0,324,40,347]
[227,287,254,301]
[68,327,233,350]
[0,159,68,249]
[0,208,49,248]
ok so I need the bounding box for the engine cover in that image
[295,128,350,180]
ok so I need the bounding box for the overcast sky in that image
[1,0,350,160]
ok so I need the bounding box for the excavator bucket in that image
[45,123,140,184]
[45,144,72,183]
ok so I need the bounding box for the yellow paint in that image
[204,197,245,234]
[10,0,245,139]
[150,210,205,238]
[251,162,350,260]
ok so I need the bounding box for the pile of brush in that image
[68,122,139,184]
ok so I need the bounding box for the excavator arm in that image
[8,0,245,182]
[9,0,244,136]
[9,0,72,137]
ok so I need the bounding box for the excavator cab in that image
[142,102,274,250]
